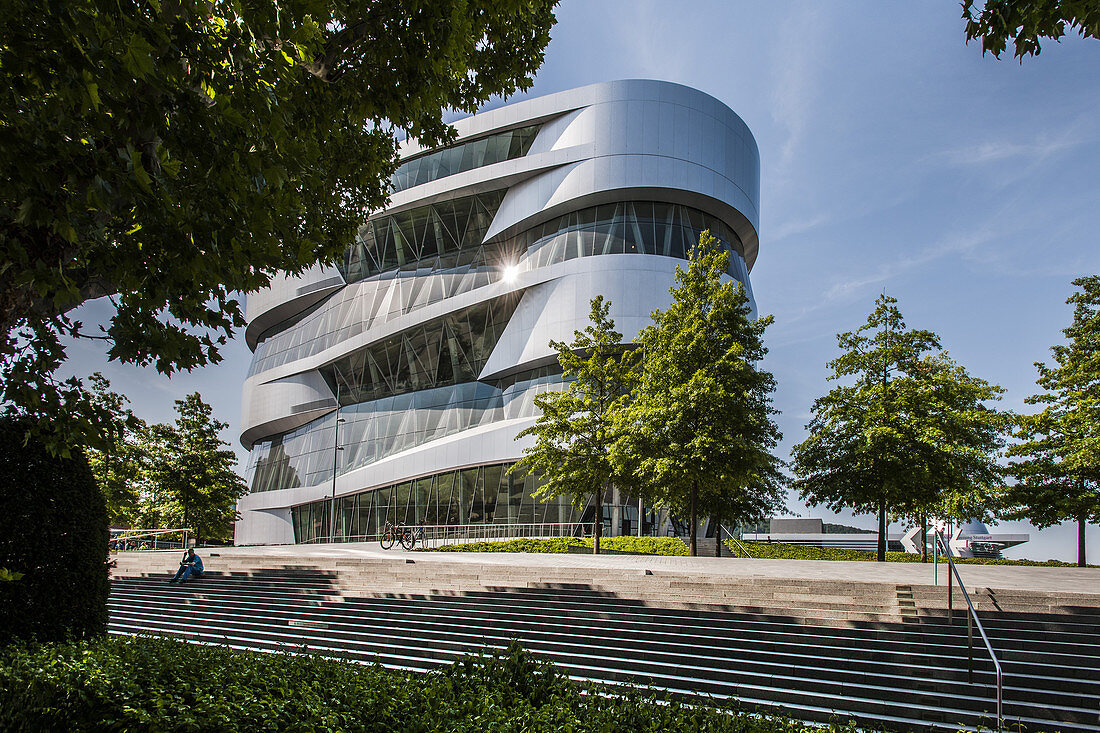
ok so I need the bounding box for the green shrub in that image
[0,415,108,644]
[430,537,586,553]
[727,540,1096,567]
[582,536,689,555]
[426,536,689,555]
[0,636,872,732]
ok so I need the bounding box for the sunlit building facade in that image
[235,80,761,545]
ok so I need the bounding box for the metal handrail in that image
[110,527,192,550]
[308,522,594,548]
[720,525,753,558]
[934,530,1003,731]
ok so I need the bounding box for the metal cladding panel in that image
[240,370,336,450]
[235,80,762,545]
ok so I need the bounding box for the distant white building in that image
[235,80,762,545]
[744,518,1029,558]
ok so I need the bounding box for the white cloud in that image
[927,118,1094,168]
[768,3,829,179]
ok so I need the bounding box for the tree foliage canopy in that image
[142,393,247,542]
[963,0,1100,58]
[0,0,557,449]
[84,373,146,525]
[618,233,786,554]
[791,295,1008,559]
[1004,275,1100,565]
[513,296,637,551]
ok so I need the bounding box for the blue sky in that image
[65,2,1100,561]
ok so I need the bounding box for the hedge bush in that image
[728,541,1096,567]
[427,536,688,555]
[0,415,109,644]
[0,636,872,732]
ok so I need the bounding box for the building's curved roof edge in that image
[400,79,761,163]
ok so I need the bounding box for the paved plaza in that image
[195,544,1100,596]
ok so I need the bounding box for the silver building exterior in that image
[235,80,761,545]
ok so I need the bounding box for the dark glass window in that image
[287,460,663,544]
[340,190,507,284]
[320,292,521,406]
[389,124,540,194]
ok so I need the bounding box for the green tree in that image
[0,0,558,451]
[84,374,147,526]
[144,393,247,543]
[620,233,785,557]
[513,297,638,554]
[1003,276,1100,566]
[963,0,1100,59]
[792,295,1008,561]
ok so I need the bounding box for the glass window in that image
[389,124,541,194]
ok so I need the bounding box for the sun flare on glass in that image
[501,264,520,283]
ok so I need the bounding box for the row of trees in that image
[85,377,246,544]
[518,232,1099,565]
[793,277,1100,565]
[515,234,786,556]
[2,0,1089,457]
[791,295,1010,561]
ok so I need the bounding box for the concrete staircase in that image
[108,553,1100,732]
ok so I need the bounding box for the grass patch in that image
[0,636,875,732]
[728,541,1096,567]
[424,536,688,555]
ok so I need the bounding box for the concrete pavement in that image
[168,543,1100,595]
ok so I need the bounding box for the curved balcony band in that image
[236,80,762,545]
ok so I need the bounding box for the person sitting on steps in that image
[168,548,204,584]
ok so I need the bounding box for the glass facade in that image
[289,461,665,543]
[248,367,565,493]
[249,256,511,378]
[250,200,751,379]
[389,125,540,194]
[509,201,752,288]
[339,190,507,284]
[320,291,521,406]
[291,461,584,543]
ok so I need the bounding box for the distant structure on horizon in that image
[235,80,762,545]
[743,518,1029,558]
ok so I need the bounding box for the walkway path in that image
[184,544,1100,595]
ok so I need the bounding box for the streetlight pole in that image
[329,384,345,543]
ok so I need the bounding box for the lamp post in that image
[329,385,345,543]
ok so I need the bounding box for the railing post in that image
[947,558,953,625]
[933,531,938,585]
[968,611,974,683]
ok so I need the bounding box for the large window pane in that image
[389,125,541,194]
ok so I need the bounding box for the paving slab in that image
[117,545,1100,596]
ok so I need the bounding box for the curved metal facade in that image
[235,80,761,545]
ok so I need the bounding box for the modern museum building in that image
[235,80,762,545]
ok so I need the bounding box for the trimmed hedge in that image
[426,536,688,555]
[587,536,688,555]
[728,541,1097,567]
[0,636,872,732]
[430,537,585,553]
[0,416,109,644]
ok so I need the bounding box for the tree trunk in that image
[877,500,887,562]
[920,514,927,563]
[1079,514,1087,568]
[593,481,603,555]
[638,496,644,537]
[714,517,722,557]
[689,479,698,557]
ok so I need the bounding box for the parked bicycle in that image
[380,522,423,550]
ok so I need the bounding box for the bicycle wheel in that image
[399,530,415,550]
[381,531,395,550]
